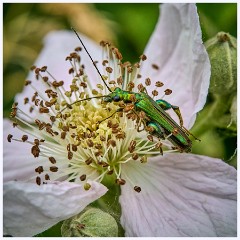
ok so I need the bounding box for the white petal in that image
[120,153,236,237]
[140,4,210,128]
[15,30,102,119]
[3,119,45,182]
[3,180,107,236]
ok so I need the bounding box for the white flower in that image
[4,3,236,237]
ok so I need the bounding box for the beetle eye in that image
[113,95,121,102]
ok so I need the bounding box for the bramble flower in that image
[4,3,236,237]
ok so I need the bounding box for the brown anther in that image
[145,78,151,86]
[111,123,119,128]
[85,157,93,165]
[49,157,56,164]
[31,145,40,157]
[137,83,145,92]
[116,178,126,185]
[68,151,73,160]
[7,134,13,142]
[50,116,56,122]
[86,139,94,147]
[128,140,137,153]
[39,107,49,114]
[147,135,154,142]
[132,153,139,160]
[100,135,106,141]
[106,67,113,73]
[102,60,109,66]
[35,166,44,174]
[50,166,58,172]
[35,68,40,74]
[29,106,34,113]
[152,90,159,97]
[40,66,47,72]
[30,65,36,70]
[134,186,141,193]
[128,82,135,91]
[155,81,164,87]
[95,151,102,157]
[24,97,29,104]
[137,74,142,78]
[140,54,147,61]
[95,143,102,150]
[68,67,74,74]
[107,139,116,147]
[164,89,172,95]
[139,111,146,119]
[109,80,116,85]
[116,132,126,139]
[134,62,140,68]
[67,143,71,152]
[127,66,133,73]
[117,76,123,85]
[42,76,48,82]
[145,126,154,133]
[45,174,50,180]
[107,120,112,128]
[112,47,123,60]
[34,139,40,145]
[124,103,135,112]
[72,144,78,152]
[36,176,41,185]
[112,128,119,134]
[62,126,69,132]
[21,135,28,142]
[25,80,32,86]
[107,169,114,175]
[80,82,87,88]
[75,46,82,51]
[152,64,159,70]
[13,122,18,128]
[155,142,163,149]
[80,174,86,181]
[52,80,64,88]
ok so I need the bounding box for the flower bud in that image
[205,32,237,95]
[61,207,118,237]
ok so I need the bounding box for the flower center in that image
[8,42,177,192]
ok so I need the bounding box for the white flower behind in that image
[3,3,237,237]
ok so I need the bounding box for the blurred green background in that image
[3,3,237,161]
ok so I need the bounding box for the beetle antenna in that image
[60,95,108,113]
[71,27,112,93]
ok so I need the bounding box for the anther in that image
[84,183,91,190]
[50,166,58,172]
[49,157,56,164]
[68,151,73,160]
[155,81,164,87]
[152,90,159,97]
[140,54,147,61]
[7,134,13,142]
[35,166,44,174]
[132,153,139,160]
[36,176,41,185]
[45,174,50,180]
[80,174,86,181]
[164,89,172,95]
[152,64,159,70]
[31,145,40,157]
[24,80,32,86]
[116,178,126,185]
[134,186,141,193]
[21,135,28,142]
[106,67,113,73]
[85,157,93,165]
[147,135,154,142]
[145,78,151,86]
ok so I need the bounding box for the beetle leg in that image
[156,99,183,127]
